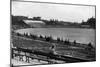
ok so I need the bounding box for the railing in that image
[11,47,90,64]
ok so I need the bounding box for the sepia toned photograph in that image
[11,0,96,67]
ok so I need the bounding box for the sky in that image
[12,0,95,23]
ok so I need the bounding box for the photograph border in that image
[10,0,96,67]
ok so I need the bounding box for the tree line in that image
[31,16,96,28]
[15,32,94,49]
[81,17,96,28]
[12,15,96,29]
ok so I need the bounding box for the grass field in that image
[11,34,95,61]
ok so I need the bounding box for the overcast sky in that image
[12,1,95,23]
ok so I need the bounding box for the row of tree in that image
[31,16,96,27]
[12,15,96,29]
[16,32,73,45]
[15,32,93,49]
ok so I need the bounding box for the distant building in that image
[23,20,45,27]
[23,20,45,24]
